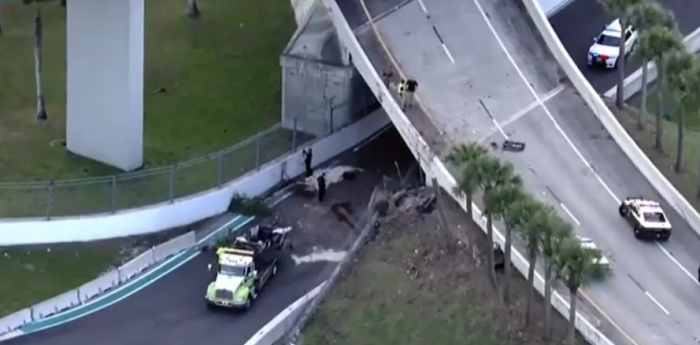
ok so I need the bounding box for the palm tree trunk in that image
[638,61,649,130]
[655,59,665,151]
[615,20,627,108]
[525,246,537,328]
[33,9,48,122]
[503,226,513,304]
[486,217,497,289]
[567,288,578,345]
[675,105,685,173]
[187,0,201,18]
[543,260,553,342]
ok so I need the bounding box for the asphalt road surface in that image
[549,0,700,92]
[354,0,700,343]
[3,127,417,345]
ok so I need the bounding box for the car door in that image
[628,204,641,227]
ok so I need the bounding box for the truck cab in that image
[205,247,278,310]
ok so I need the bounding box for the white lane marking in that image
[441,44,456,63]
[560,203,581,226]
[655,244,700,287]
[417,0,428,14]
[477,85,565,142]
[470,0,698,287]
[645,291,671,315]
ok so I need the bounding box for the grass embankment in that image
[0,0,297,217]
[0,0,294,317]
[302,197,584,345]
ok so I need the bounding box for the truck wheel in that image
[618,204,626,217]
[244,297,252,310]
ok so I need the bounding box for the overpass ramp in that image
[346,0,700,343]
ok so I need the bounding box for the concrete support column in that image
[66,0,144,171]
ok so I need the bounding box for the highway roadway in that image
[549,0,700,92]
[354,0,700,343]
[2,128,414,345]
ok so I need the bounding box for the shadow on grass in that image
[611,103,700,209]
[0,125,314,218]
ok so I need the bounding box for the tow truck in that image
[618,197,672,241]
[204,225,290,310]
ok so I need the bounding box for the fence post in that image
[45,181,54,220]
[255,134,262,171]
[110,176,118,213]
[217,151,224,189]
[292,117,298,152]
[168,165,176,203]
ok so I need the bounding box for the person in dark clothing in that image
[317,173,327,202]
[303,148,313,177]
[382,70,394,87]
[405,79,418,108]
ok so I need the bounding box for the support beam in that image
[66,0,144,171]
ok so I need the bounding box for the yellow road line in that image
[353,0,643,344]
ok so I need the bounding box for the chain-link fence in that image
[0,111,363,219]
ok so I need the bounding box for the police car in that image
[587,19,638,69]
[618,197,672,241]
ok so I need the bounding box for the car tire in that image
[618,204,627,216]
[633,226,642,239]
[244,296,253,310]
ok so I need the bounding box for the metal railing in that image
[0,121,318,219]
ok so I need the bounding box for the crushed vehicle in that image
[618,197,672,241]
[204,224,292,310]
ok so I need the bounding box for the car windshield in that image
[643,212,666,223]
[219,264,246,277]
[596,34,621,47]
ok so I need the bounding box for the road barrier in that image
[0,110,389,245]
[604,26,700,101]
[519,0,700,249]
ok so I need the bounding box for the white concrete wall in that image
[0,110,390,245]
[66,0,144,171]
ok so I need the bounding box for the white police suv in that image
[587,19,638,69]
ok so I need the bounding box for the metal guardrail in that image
[0,92,383,220]
[0,118,326,219]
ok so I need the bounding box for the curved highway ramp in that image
[344,0,700,344]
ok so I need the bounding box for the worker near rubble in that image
[303,148,313,177]
[317,173,327,202]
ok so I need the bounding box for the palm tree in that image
[23,0,49,122]
[479,155,522,289]
[636,27,685,150]
[598,0,644,108]
[554,237,608,345]
[486,182,526,304]
[663,49,695,173]
[187,0,201,18]
[446,142,489,219]
[540,215,573,342]
[516,198,553,328]
[626,2,675,130]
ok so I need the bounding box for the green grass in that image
[0,0,297,318]
[0,244,122,317]
[611,104,700,210]
[302,200,583,345]
[628,86,700,130]
[0,0,299,217]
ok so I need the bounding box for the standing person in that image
[405,79,418,108]
[397,79,407,110]
[382,70,393,87]
[303,148,313,177]
[316,173,327,202]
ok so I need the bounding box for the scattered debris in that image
[291,249,347,265]
[502,140,525,152]
[295,166,363,195]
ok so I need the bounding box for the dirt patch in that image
[302,188,585,345]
